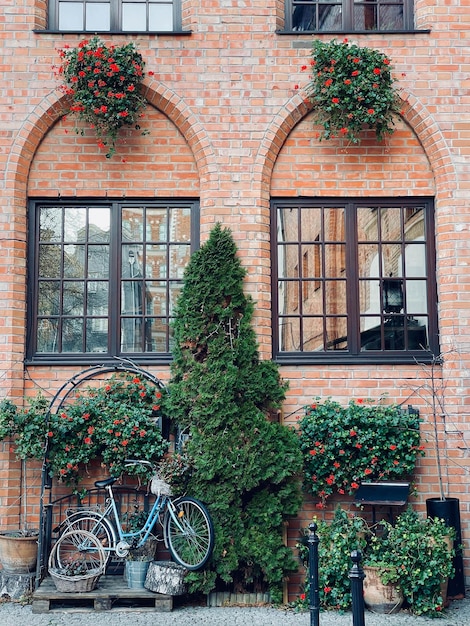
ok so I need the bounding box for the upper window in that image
[286,0,414,32]
[27,200,199,363]
[272,198,438,363]
[48,0,181,32]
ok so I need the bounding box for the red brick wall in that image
[0,0,469,599]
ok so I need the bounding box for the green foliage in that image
[294,507,455,617]
[295,506,369,611]
[165,223,303,600]
[56,37,148,157]
[0,393,49,459]
[1,373,168,485]
[365,507,455,616]
[306,38,400,144]
[299,397,424,505]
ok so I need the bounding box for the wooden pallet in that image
[32,575,173,613]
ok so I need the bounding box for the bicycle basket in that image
[150,475,172,496]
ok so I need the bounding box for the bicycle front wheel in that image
[166,497,214,571]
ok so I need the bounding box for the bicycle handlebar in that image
[124,459,155,468]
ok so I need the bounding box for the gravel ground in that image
[1,594,470,626]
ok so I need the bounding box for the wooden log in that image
[144,560,187,596]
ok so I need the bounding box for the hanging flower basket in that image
[56,37,148,158]
[305,39,400,144]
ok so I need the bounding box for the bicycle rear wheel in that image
[50,529,107,573]
[62,512,115,564]
[165,497,214,571]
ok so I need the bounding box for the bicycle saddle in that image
[94,476,118,488]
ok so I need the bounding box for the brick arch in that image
[6,82,215,205]
[256,90,457,199]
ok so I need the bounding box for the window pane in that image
[86,2,110,30]
[404,243,426,277]
[318,3,342,30]
[63,281,85,315]
[38,282,60,316]
[169,244,191,279]
[147,317,168,352]
[146,245,168,278]
[279,317,300,351]
[382,243,403,277]
[122,207,144,240]
[122,3,147,31]
[406,280,428,315]
[169,281,182,315]
[88,245,110,279]
[64,244,85,278]
[278,207,298,242]
[324,207,344,241]
[359,280,381,316]
[58,2,84,30]
[40,207,62,242]
[279,280,299,315]
[325,280,346,314]
[147,281,167,315]
[357,207,378,241]
[39,245,62,278]
[324,244,346,277]
[86,318,108,353]
[62,318,83,352]
[326,317,347,350]
[146,209,168,241]
[37,319,59,353]
[64,208,86,242]
[381,207,402,241]
[170,207,191,241]
[149,3,174,30]
[87,281,108,315]
[303,317,324,351]
[379,4,403,29]
[89,208,110,242]
[358,243,379,278]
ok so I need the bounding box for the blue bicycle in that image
[51,460,214,573]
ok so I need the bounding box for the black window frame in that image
[47,0,183,33]
[283,0,415,33]
[271,197,439,365]
[27,198,199,366]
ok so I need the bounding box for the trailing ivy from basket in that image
[305,38,401,144]
[55,37,149,157]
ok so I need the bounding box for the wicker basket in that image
[150,475,172,496]
[49,567,102,592]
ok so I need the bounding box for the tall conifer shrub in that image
[165,224,302,601]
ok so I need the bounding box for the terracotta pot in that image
[0,532,38,574]
[363,565,404,614]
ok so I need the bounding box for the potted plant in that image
[0,394,49,574]
[298,396,424,508]
[122,504,157,589]
[305,38,400,144]
[409,352,465,597]
[55,36,148,157]
[294,506,455,617]
[364,507,455,616]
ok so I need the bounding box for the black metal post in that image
[308,522,320,626]
[349,550,366,626]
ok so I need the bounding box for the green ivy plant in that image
[294,506,369,611]
[294,506,455,617]
[55,36,148,157]
[298,397,424,507]
[0,372,168,485]
[305,38,400,144]
[365,507,455,616]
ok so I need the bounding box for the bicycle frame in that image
[64,481,189,556]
